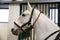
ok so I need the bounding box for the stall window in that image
[0,7,9,23]
[48,7,58,24]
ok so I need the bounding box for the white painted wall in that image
[7,4,20,40]
[0,5,9,40]
[0,23,8,40]
[0,4,20,40]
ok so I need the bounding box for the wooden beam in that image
[0,1,60,4]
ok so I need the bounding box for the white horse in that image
[11,2,60,40]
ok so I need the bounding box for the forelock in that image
[23,10,31,15]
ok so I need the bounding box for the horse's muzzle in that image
[11,28,18,36]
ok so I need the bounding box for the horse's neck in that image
[35,13,59,32]
[33,9,40,21]
[32,10,60,39]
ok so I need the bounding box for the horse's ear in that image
[27,2,32,12]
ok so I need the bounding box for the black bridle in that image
[14,8,35,33]
[21,8,35,33]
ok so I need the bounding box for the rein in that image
[45,30,60,40]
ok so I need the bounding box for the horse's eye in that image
[22,14,25,17]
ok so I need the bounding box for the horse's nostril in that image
[22,14,25,16]
[11,28,14,32]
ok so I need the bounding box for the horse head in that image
[11,2,33,36]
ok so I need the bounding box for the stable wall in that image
[0,5,9,40]
[0,23,8,40]
[7,4,20,40]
